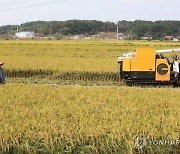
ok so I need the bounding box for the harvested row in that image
[6,69,179,87]
[5,69,121,82]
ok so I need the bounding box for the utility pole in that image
[117,24,119,41]
[16,25,19,44]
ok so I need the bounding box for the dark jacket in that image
[0,68,5,83]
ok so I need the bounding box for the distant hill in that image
[0,20,180,39]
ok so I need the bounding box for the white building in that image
[15,32,35,39]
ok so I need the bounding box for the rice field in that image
[0,84,180,153]
[0,40,180,73]
[0,40,180,153]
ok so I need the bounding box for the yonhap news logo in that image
[135,136,147,149]
[134,136,180,149]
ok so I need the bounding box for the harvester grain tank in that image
[118,48,180,86]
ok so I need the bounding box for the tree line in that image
[0,20,180,39]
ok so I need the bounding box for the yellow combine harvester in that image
[118,48,180,86]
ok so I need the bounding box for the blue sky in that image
[0,0,179,25]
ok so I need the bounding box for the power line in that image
[0,0,36,6]
[0,0,68,12]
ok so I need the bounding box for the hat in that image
[0,62,4,65]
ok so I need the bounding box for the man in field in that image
[0,62,5,84]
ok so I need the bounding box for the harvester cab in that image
[118,48,180,86]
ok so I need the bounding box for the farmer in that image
[0,62,5,84]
